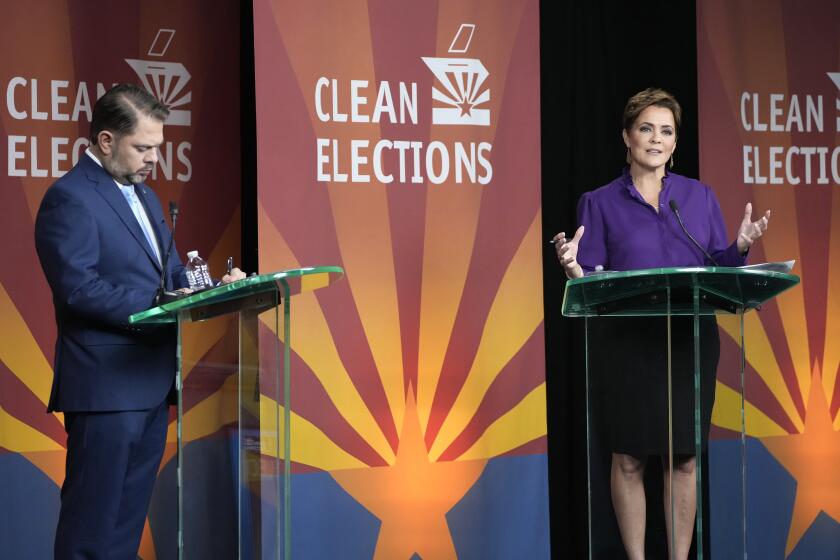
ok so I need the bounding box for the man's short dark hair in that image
[90,84,170,144]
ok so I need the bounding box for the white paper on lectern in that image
[737,260,795,273]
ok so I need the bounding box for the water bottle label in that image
[186,269,196,289]
[186,255,211,290]
[201,265,212,287]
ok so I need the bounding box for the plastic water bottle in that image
[185,250,212,291]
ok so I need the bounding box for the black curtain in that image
[541,1,701,557]
[241,0,258,275]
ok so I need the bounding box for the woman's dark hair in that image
[622,87,682,134]
[90,83,170,144]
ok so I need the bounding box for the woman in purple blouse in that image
[554,88,770,560]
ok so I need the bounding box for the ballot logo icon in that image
[422,24,490,126]
[829,72,840,132]
[126,29,192,126]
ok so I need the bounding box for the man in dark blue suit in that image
[35,84,242,559]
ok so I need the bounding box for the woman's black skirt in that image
[587,315,720,457]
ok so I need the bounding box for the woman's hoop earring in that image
[669,154,674,169]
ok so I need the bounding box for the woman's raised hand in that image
[736,202,771,254]
[553,225,585,279]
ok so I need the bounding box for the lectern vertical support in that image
[270,292,281,560]
[282,280,292,560]
[238,309,248,560]
[693,282,704,559]
[667,284,675,560]
[739,311,747,559]
[176,320,184,560]
[583,316,593,556]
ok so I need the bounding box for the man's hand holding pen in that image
[221,256,246,284]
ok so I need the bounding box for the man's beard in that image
[103,158,146,185]
[123,171,145,185]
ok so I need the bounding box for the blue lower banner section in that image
[268,453,549,559]
[150,436,240,559]
[0,453,60,560]
[1,436,549,559]
[448,453,550,559]
[151,434,549,559]
[15,437,840,559]
[710,438,840,559]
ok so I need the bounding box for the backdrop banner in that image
[253,0,549,557]
[0,1,241,558]
[698,0,840,557]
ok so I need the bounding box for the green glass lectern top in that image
[562,266,799,317]
[130,266,345,324]
[561,266,799,559]
[130,266,344,560]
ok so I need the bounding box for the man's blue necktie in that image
[121,185,162,265]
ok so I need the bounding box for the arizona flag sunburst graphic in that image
[0,0,245,557]
[252,0,548,556]
[699,0,840,556]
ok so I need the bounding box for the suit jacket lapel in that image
[82,155,162,272]
[134,185,169,260]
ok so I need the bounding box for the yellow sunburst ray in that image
[258,394,367,471]
[0,406,63,452]
[822,187,840,408]
[767,280,811,411]
[19,449,66,488]
[751,190,811,409]
[417,186,483,433]
[179,319,233,382]
[168,350,265,446]
[326,185,406,441]
[138,519,156,560]
[711,381,789,437]
[0,283,63,425]
[265,0,405,434]
[207,205,242,281]
[419,1,530,434]
[709,3,810,409]
[164,372,365,470]
[160,368,246,471]
[718,314,804,432]
[177,207,243,380]
[700,1,813,411]
[458,383,547,461]
[258,306,395,465]
[761,363,840,556]
[166,373,238,443]
[429,211,544,461]
[258,205,395,464]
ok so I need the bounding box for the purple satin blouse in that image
[576,169,746,272]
